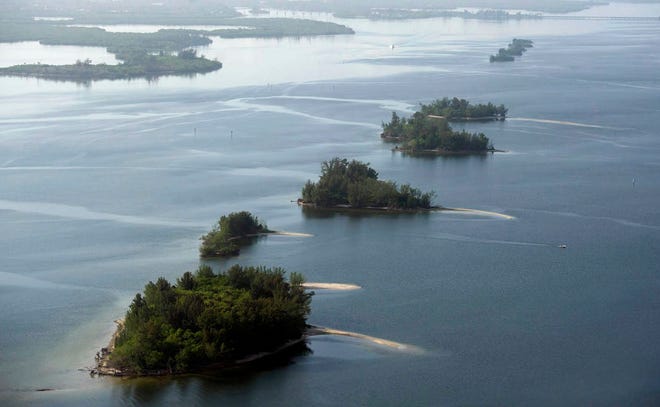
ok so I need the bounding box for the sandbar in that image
[307,326,424,354]
[302,282,361,291]
[271,231,314,237]
[443,207,515,220]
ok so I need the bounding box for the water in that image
[1,9,660,406]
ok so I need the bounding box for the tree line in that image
[301,158,435,209]
[419,97,507,120]
[490,38,534,62]
[199,211,270,257]
[110,265,312,374]
[381,110,493,153]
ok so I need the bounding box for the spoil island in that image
[490,38,534,62]
[300,158,436,211]
[200,211,271,257]
[96,265,312,376]
[418,97,507,121]
[381,99,503,154]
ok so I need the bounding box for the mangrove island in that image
[381,100,500,154]
[301,158,435,210]
[200,211,271,257]
[490,38,534,62]
[98,265,312,376]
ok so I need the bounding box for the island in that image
[0,49,221,81]
[200,211,271,257]
[490,38,534,62]
[0,16,354,82]
[418,97,507,121]
[300,158,435,210]
[228,0,605,18]
[334,8,543,20]
[381,101,499,154]
[96,265,312,376]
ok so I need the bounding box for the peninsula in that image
[96,265,313,376]
[200,211,271,257]
[300,158,436,210]
[381,99,501,154]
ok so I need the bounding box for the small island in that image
[97,265,312,376]
[381,100,499,154]
[490,38,534,62]
[418,97,507,121]
[301,158,435,210]
[0,49,221,82]
[200,211,271,257]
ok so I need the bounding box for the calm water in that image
[1,7,659,406]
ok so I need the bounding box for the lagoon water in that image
[1,5,660,406]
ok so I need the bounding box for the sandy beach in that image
[302,282,361,290]
[443,207,516,220]
[307,326,424,354]
[271,231,314,237]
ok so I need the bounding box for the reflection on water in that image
[113,342,311,405]
[0,41,119,68]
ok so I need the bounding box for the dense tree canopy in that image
[381,108,493,153]
[0,18,353,82]
[302,158,434,209]
[490,38,534,62]
[110,265,312,374]
[200,211,270,257]
[419,97,507,120]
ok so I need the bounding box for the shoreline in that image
[91,322,416,377]
[299,201,442,214]
[426,114,505,122]
[393,146,505,156]
[92,319,124,376]
[201,230,313,258]
[299,202,514,219]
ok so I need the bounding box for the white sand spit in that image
[308,326,424,354]
[444,207,515,220]
[272,231,314,237]
[302,283,361,291]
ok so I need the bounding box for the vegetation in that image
[334,9,542,20]
[490,38,534,62]
[202,18,354,38]
[381,100,498,154]
[237,0,604,18]
[0,52,221,82]
[0,17,353,82]
[301,158,435,210]
[200,212,270,257]
[110,265,312,375]
[418,97,507,121]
